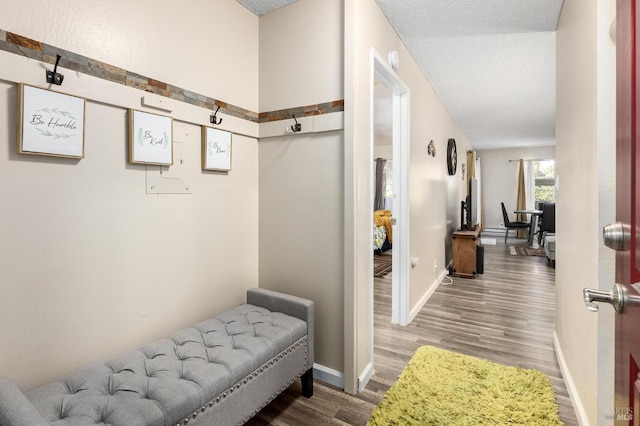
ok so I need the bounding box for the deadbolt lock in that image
[603,221,631,252]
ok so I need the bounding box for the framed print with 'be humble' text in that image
[17,83,86,159]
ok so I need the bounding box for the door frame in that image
[342,38,411,393]
[370,49,410,327]
[613,0,640,422]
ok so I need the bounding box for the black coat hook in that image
[291,114,301,133]
[46,54,64,85]
[210,105,223,125]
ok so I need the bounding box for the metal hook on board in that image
[291,114,301,133]
[210,105,223,125]
[46,54,64,85]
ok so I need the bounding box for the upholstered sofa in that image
[0,288,314,426]
[545,233,556,266]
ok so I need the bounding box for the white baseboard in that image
[313,363,344,389]
[483,227,506,235]
[553,332,589,426]
[408,271,445,323]
[357,362,374,392]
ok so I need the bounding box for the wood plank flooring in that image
[246,237,579,425]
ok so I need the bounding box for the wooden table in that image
[514,209,543,244]
[452,227,481,278]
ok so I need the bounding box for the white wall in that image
[478,146,555,229]
[0,0,259,112]
[259,132,344,373]
[259,0,344,112]
[257,0,345,376]
[555,0,616,423]
[0,0,260,391]
[374,145,392,159]
[345,0,471,393]
[595,0,616,423]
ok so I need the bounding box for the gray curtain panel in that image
[374,158,386,211]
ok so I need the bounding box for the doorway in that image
[372,81,394,325]
[369,50,410,385]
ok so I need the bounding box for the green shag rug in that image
[368,346,562,426]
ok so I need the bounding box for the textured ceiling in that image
[236,0,298,16]
[239,0,564,150]
[376,0,563,150]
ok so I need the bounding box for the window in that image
[533,160,555,204]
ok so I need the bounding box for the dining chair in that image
[538,202,556,246]
[501,202,531,243]
[533,202,546,242]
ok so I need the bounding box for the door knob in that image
[603,221,630,251]
[583,284,640,314]
[583,285,624,313]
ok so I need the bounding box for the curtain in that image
[524,160,535,210]
[383,160,393,211]
[466,151,484,231]
[374,158,386,211]
[476,157,484,231]
[467,151,476,185]
[516,159,527,238]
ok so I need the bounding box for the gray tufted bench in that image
[0,288,314,426]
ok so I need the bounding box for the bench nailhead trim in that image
[177,336,308,425]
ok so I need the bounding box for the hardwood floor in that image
[247,236,579,425]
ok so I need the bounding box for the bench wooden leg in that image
[301,369,313,398]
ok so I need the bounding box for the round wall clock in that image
[447,138,457,175]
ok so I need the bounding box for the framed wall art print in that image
[201,126,232,171]
[128,109,173,166]
[17,83,86,158]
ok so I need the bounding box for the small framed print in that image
[202,126,232,171]
[128,109,173,166]
[17,83,86,158]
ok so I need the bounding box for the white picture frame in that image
[202,126,232,171]
[128,109,173,166]
[17,83,86,159]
